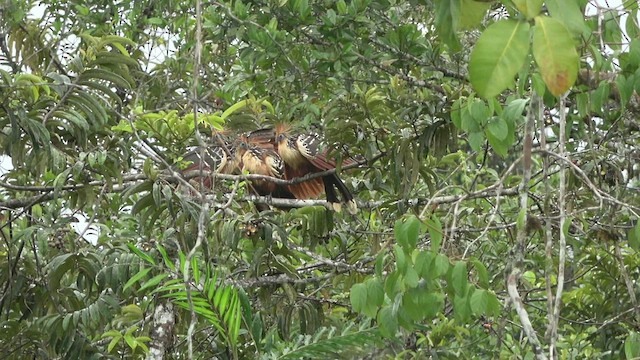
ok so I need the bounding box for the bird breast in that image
[278,139,306,168]
[241,150,264,174]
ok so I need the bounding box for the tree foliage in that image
[1,0,640,358]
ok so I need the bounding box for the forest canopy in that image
[1,0,640,359]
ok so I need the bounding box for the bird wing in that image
[295,134,341,170]
[284,163,324,199]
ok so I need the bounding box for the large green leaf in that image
[546,0,589,36]
[532,16,580,96]
[435,0,462,50]
[469,20,531,98]
[457,0,491,30]
[451,261,468,297]
[512,0,543,19]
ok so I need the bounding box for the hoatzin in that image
[180,137,238,188]
[264,124,358,214]
[233,137,296,204]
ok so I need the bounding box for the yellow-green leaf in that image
[532,16,579,96]
[512,0,543,19]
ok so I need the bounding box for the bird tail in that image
[323,175,357,214]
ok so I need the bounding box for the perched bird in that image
[176,132,242,191]
[274,124,358,214]
[177,125,359,213]
[241,127,277,149]
[240,143,283,194]
[235,141,295,211]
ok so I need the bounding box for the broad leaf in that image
[532,16,579,96]
[470,20,530,98]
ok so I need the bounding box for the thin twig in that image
[550,95,568,359]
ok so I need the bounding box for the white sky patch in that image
[0,155,14,175]
[60,209,101,246]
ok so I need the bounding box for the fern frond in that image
[278,326,383,360]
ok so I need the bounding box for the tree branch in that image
[507,94,547,359]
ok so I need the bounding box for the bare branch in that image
[507,94,547,359]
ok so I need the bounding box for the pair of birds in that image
[181,124,358,214]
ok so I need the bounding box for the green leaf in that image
[512,0,543,19]
[157,244,176,271]
[546,0,588,36]
[422,292,445,319]
[432,254,450,279]
[616,74,635,108]
[592,81,611,116]
[395,245,408,273]
[486,126,509,157]
[362,284,382,317]
[127,243,156,265]
[487,117,509,141]
[468,131,485,153]
[375,253,386,277]
[435,0,461,50]
[139,273,169,292]
[453,293,471,322]
[414,251,434,279]
[79,68,132,89]
[522,271,537,288]
[470,289,488,315]
[53,168,71,197]
[394,215,421,250]
[26,118,51,146]
[625,331,640,359]
[384,271,401,298]
[404,267,420,288]
[112,119,133,133]
[377,306,398,338]
[532,16,580,96]
[89,51,140,68]
[426,215,443,253]
[627,10,640,39]
[350,283,367,313]
[367,278,385,307]
[486,291,501,316]
[124,333,136,350]
[278,328,382,360]
[403,289,424,321]
[451,261,468,297]
[191,257,201,284]
[297,0,309,18]
[234,0,247,18]
[503,98,528,122]
[457,0,491,30]
[107,334,121,353]
[123,268,152,291]
[471,259,489,288]
[602,9,622,50]
[469,20,530,98]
